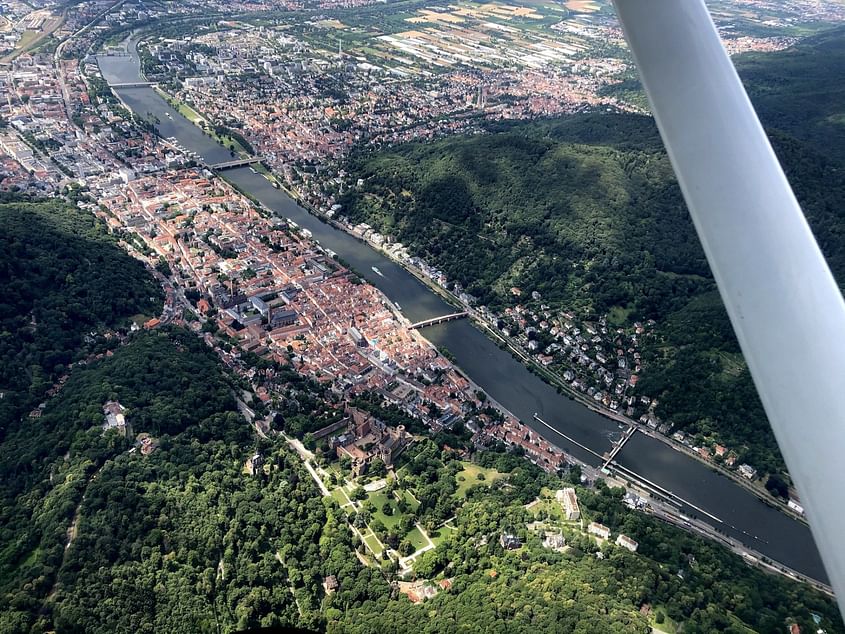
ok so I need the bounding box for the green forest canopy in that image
[1,331,840,633]
[0,199,163,436]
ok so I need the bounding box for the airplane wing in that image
[612,0,845,612]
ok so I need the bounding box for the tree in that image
[765,473,789,499]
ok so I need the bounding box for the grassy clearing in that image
[714,350,745,377]
[128,313,157,328]
[16,30,41,49]
[726,614,758,634]
[1,13,63,63]
[20,547,41,568]
[454,461,506,498]
[406,526,429,551]
[607,304,632,327]
[648,605,678,633]
[363,533,383,555]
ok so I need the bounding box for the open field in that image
[455,461,506,498]
[405,525,429,551]
[1,11,64,63]
[565,0,600,12]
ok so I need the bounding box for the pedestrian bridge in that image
[408,311,468,330]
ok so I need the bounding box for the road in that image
[646,501,832,597]
[283,434,330,496]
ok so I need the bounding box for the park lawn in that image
[363,533,383,556]
[154,87,206,126]
[175,101,205,125]
[528,498,567,522]
[368,490,391,508]
[405,526,429,551]
[428,525,454,548]
[388,488,420,512]
[402,489,420,512]
[330,487,351,510]
[455,461,507,499]
[154,88,250,157]
[217,133,250,158]
[368,490,405,530]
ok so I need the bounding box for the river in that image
[97,47,830,584]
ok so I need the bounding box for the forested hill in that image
[0,199,383,632]
[0,328,387,633]
[0,199,163,436]
[339,29,845,476]
[735,26,845,165]
[603,25,845,164]
[4,329,840,633]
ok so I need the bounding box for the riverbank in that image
[153,86,252,158]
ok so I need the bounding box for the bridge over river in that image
[408,311,468,329]
[207,156,265,170]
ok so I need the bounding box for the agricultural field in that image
[289,0,622,77]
